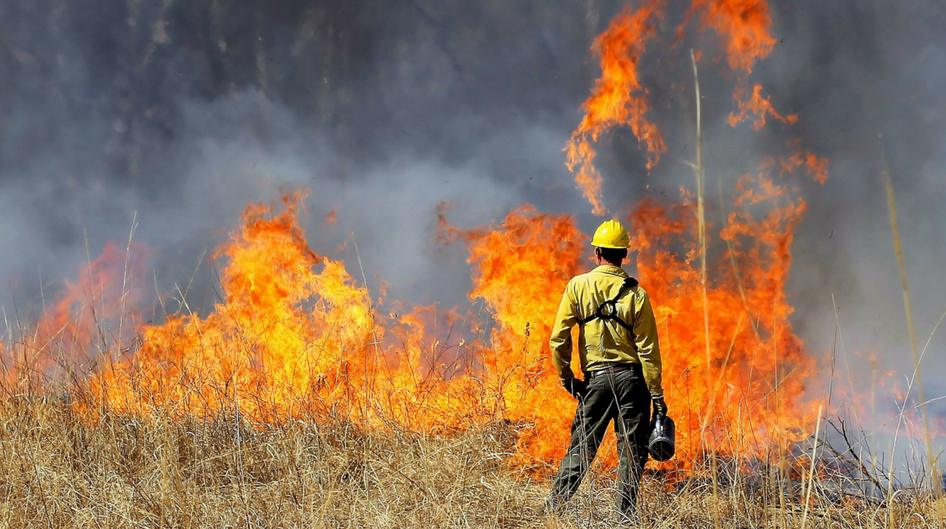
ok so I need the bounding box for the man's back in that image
[549,264,663,398]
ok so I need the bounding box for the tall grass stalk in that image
[690,48,720,529]
[878,133,939,501]
[801,405,823,529]
[688,50,710,389]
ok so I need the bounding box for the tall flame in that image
[88,191,382,421]
[689,0,793,129]
[458,207,587,469]
[632,171,818,462]
[565,2,666,216]
[568,0,799,214]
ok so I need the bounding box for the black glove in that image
[652,396,668,418]
[562,378,588,399]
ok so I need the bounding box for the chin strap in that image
[578,277,638,333]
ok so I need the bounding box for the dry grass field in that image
[0,395,941,529]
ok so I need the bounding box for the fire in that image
[556,0,824,467]
[30,173,815,473]
[691,0,776,72]
[782,139,829,184]
[456,207,587,469]
[1,241,148,391]
[4,0,833,476]
[324,208,337,226]
[565,2,666,215]
[88,191,384,421]
[633,171,818,463]
[566,0,794,214]
[81,192,494,432]
[729,84,799,130]
[687,0,796,130]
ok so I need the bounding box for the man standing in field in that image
[545,219,667,520]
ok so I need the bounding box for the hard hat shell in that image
[591,220,631,249]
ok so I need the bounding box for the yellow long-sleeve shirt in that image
[549,264,664,398]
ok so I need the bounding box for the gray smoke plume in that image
[0,0,610,311]
[1,0,944,476]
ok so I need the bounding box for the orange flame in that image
[88,191,383,420]
[687,0,796,130]
[691,0,776,73]
[458,206,587,468]
[1,241,148,390]
[782,139,829,184]
[729,84,798,130]
[566,0,798,212]
[566,2,666,215]
[324,208,337,226]
[630,172,819,463]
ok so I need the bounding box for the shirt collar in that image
[592,264,628,278]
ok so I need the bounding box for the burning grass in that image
[1,1,941,525]
[3,181,824,472]
[0,140,937,527]
[0,176,939,526]
[0,396,941,528]
[0,188,940,524]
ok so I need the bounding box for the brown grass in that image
[0,396,940,529]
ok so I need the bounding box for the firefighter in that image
[545,219,667,520]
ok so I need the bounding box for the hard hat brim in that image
[591,242,630,249]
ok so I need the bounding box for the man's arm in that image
[632,288,664,398]
[549,280,579,382]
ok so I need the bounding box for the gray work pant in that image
[549,365,651,516]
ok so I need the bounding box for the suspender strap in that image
[578,277,639,332]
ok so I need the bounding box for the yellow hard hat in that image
[591,220,630,249]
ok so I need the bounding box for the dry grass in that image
[0,396,940,529]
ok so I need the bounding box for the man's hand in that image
[562,378,588,399]
[652,396,668,418]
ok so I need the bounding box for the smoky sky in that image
[2,1,946,450]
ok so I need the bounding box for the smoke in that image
[0,0,603,307]
[773,2,946,406]
[1,0,944,459]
